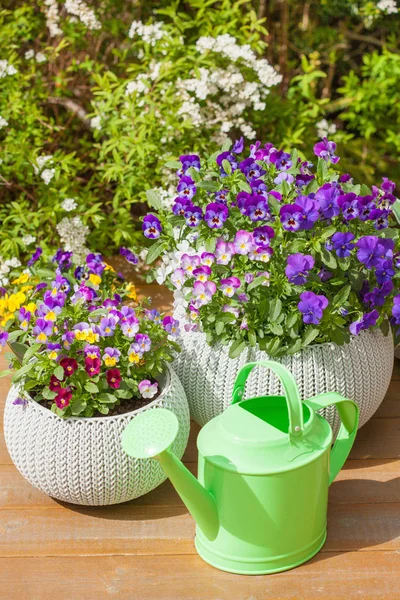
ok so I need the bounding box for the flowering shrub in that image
[141,138,400,358]
[0,248,180,417]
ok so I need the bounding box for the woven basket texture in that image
[4,365,190,506]
[173,325,394,433]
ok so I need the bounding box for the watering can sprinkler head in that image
[122,408,219,541]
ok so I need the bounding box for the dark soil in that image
[36,387,161,418]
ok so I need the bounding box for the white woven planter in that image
[173,326,394,432]
[3,365,190,506]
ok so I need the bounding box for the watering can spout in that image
[121,408,219,541]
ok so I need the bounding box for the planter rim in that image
[176,319,391,355]
[10,363,173,424]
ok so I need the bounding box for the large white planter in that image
[3,365,190,506]
[173,327,394,432]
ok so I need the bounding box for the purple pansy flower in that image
[18,307,32,331]
[177,175,196,200]
[280,205,302,232]
[318,267,333,282]
[244,273,254,284]
[145,309,161,323]
[61,331,75,349]
[245,195,271,221]
[215,240,235,265]
[236,191,251,214]
[222,305,240,318]
[331,232,356,258]
[274,172,294,185]
[99,315,117,337]
[120,247,138,265]
[285,253,315,285]
[269,150,292,170]
[46,342,62,360]
[381,177,396,194]
[358,196,376,221]
[298,291,328,325]
[363,281,394,307]
[86,253,106,275]
[349,310,379,335]
[121,317,140,338]
[143,214,162,239]
[133,333,151,354]
[253,226,275,248]
[185,205,203,227]
[201,252,215,267]
[162,316,180,336]
[240,158,266,181]
[376,260,395,285]
[234,230,254,255]
[296,173,315,188]
[192,280,217,307]
[27,247,42,267]
[370,208,390,230]
[220,277,241,298]
[250,179,268,198]
[52,249,73,270]
[295,195,319,229]
[179,154,200,175]
[172,197,192,217]
[0,331,9,347]
[313,138,340,164]
[356,236,392,269]
[103,347,121,367]
[337,193,360,220]
[84,344,101,358]
[181,254,200,275]
[214,189,229,203]
[232,137,244,154]
[315,184,341,219]
[171,268,186,289]
[339,173,352,183]
[392,295,400,326]
[32,318,53,343]
[204,203,228,229]
[216,151,238,176]
[249,247,273,263]
[192,265,212,282]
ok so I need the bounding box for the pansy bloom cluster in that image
[0,249,180,417]
[142,138,400,358]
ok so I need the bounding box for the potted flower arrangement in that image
[140,138,398,428]
[1,248,189,505]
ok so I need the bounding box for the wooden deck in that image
[1,284,399,598]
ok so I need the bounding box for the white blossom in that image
[0,60,17,78]
[36,52,47,64]
[377,0,398,13]
[65,0,101,30]
[41,168,55,185]
[125,77,149,96]
[0,116,8,129]
[316,119,337,138]
[61,198,78,211]
[25,49,35,60]
[56,216,89,263]
[22,235,36,245]
[43,0,62,36]
[128,20,166,45]
[90,115,102,130]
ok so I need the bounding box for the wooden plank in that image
[1,552,400,600]
[374,381,400,418]
[350,418,400,460]
[392,358,400,380]
[1,503,400,557]
[1,459,399,510]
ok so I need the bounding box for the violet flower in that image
[216,152,238,176]
[315,184,341,219]
[185,205,203,227]
[179,154,200,174]
[27,247,42,267]
[253,225,274,248]
[298,291,328,325]
[269,150,292,170]
[313,138,340,164]
[349,310,379,335]
[142,214,162,239]
[215,240,235,265]
[245,196,271,221]
[331,232,355,258]
[240,158,266,180]
[192,280,217,307]
[285,253,315,285]
[162,316,180,336]
[204,203,228,229]
[120,247,138,265]
[280,205,302,232]
[234,230,254,255]
[220,277,241,298]
[177,175,196,200]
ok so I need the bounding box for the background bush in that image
[0,0,399,261]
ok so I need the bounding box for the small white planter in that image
[3,365,190,506]
[173,325,394,432]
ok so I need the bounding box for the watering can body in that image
[122,360,359,575]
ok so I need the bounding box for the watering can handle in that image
[232,361,304,438]
[305,393,359,485]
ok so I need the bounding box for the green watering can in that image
[122,361,359,575]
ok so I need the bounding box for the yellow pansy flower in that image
[12,273,30,285]
[25,302,37,313]
[8,292,26,313]
[20,285,34,294]
[125,283,137,300]
[89,274,102,288]
[104,263,115,272]
[128,351,140,364]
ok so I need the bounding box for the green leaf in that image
[287,339,303,355]
[248,331,257,347]
[205,237,216,253]
[228,339,246,359]
[0,369,13,379]
[360,184,372,196]
[71,397,86,415]
[8,342,28,361]
[266,337,281,356]
[317,158,328,182]
[24,379,38,390]
[42,388,57,400]
[145,240,165,264]
[332,284,351,307]
[222,139,232,151]
[247,275,267,292]
[98,393,118,404]
[85,381,99,393]
[222,159,232,175]
[7,330,25,343]
[145,189,162,210]
[22,343,41,364]
[187,167,201,182]
[12,362,35,383]
[319,225,336,241]
[54,365,64,381]
[380,319,390,336]
[320,247,337,269]
[115,388,132,399]
[238,181,252,193]
[286,313,298,328]
[393,199,400,225]
[302,327,319,347]
[269,322,283,336]
[197,180,219,192]
[164,160,181,169]
[269,298,282,322]
[215,321,225,335]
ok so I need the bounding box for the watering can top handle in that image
[232,360,304,437]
